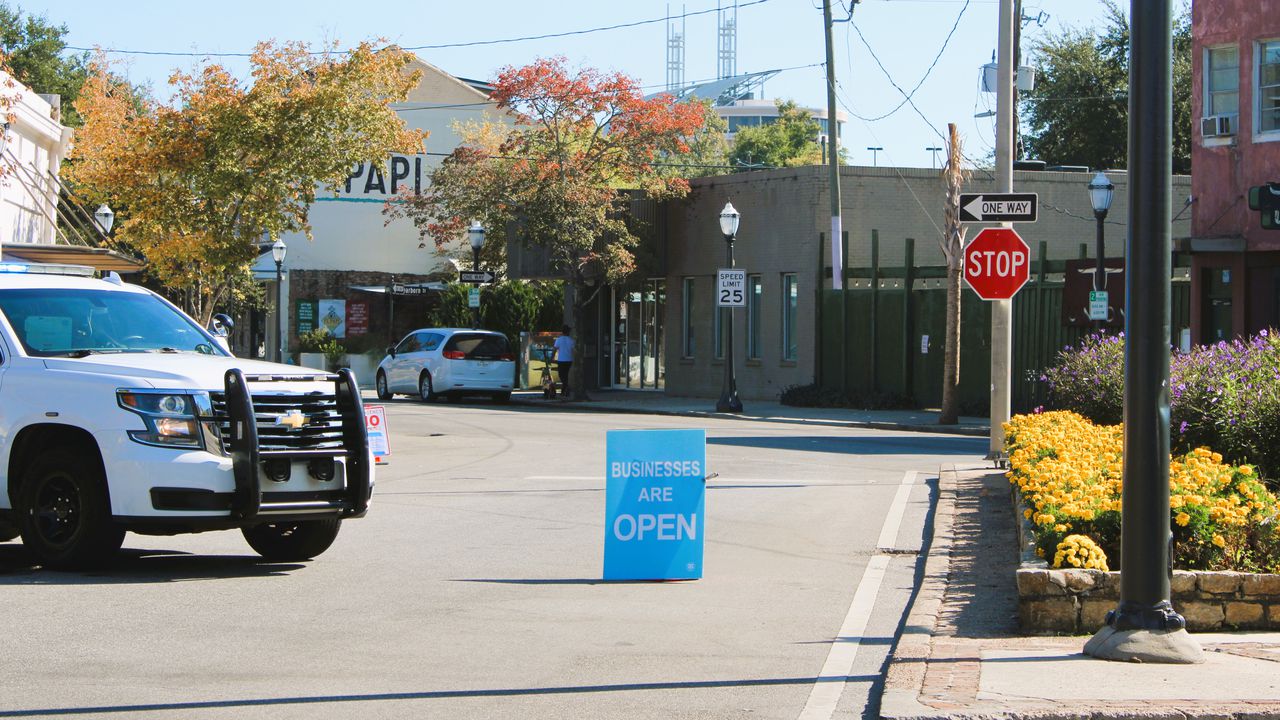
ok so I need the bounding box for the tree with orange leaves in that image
[386,56,709,399]
[68,41,425,324]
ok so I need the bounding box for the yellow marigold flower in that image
[1212,534,1226,548]
[1240,466,1253,476]
[1024,508,1033,520]
[1035,547,1044,558]
[1175,512,1190,527]
[1054,524,1068,533]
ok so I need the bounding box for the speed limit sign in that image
[717,269,746,307]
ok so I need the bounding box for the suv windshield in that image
[445,333,512,360]
[0,287,226,357]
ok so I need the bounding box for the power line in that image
[68,0,774,58]
[390,62,826,114]
[842,0,970,122]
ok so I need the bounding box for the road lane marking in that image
[877,470,918,552]
[798,470,919,720]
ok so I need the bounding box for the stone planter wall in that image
[1017,567,1280,634]
[1012,485,1280,634]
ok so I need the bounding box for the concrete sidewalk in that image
[508,389,990,436]
[880,467,1280,720]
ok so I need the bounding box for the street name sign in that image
[959,192,1039,223]
[390,283,430,295]
[604,429,706,581]
[459,270,496,284]
[1088,290,1109,321]
[716,268,746,307]
[965,227,1031,300]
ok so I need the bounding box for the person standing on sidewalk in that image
[553,325,574,399]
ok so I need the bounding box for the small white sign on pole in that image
[716,269,746,307]
[467,287,480,309]
[364,405,391,465]
[1088,290,1108,321]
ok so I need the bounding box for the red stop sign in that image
[964,227,1030,300]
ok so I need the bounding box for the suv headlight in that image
[118,389,216,449]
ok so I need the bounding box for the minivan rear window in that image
[445,333,511,360]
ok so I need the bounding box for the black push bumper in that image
[223,368,371,521]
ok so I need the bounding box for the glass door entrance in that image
[610,280,665,389]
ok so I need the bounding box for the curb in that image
[879,464,959,720]
[507,396,990,437]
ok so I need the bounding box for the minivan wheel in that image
[375,371,392,400]
[242,519,341,562]
[18,449,125,569]
[418,372,436,402]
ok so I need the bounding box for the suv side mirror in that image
[386,345,396,358]
[209,313,234,337]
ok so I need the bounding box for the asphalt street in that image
[0,400,988,719]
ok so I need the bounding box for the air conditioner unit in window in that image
[1201,114,1237,138]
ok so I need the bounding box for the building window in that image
[1259,41,1280,134]
[1206,45,1239,121]
[782,273,798,362]
[682,277,695,358]
[713,306,727,360]
[747,275,762,360]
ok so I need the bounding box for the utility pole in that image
[989,0,1014,461]
[1084,0,1202,664]
[822,0,847,396]
[823,0,842,293]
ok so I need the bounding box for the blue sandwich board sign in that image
[603,429,706,581]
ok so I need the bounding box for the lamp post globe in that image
[1087,171,1114,297]
[1088,171,1115,216]
[271,239,287,363]
[716,201,743,414]
[93,204,115,235]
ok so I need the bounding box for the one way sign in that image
[959,193,1038,223]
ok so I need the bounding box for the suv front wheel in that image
[18,449,125,569]
[242,519,342,562]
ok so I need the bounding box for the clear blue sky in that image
[28,0,1122,169]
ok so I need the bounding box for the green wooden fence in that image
[817,232,1191,414]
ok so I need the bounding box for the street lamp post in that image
[1087,171,1115,303]
[271,239,287,363]
[926,146,943,169]
[716,202,743,414]
[468,221,485,329]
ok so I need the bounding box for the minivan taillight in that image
[442,350,466,359]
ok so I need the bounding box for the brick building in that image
[1187,0,1280,342]
[638,165,1191,401]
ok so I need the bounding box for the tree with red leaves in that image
[387,56,709,399]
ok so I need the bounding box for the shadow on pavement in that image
[0,675,882,718]
[707,435,987,457]
[0,545,304,584]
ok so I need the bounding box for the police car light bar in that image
[0,262,96,277]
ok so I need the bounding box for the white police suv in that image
[0,262,373,568]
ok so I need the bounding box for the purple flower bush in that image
[1042,329,1280,484]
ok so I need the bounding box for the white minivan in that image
[375,329,516,403]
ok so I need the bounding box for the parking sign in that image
[717,269,746,307]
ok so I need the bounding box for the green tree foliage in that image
[728,100,824,169]
[429,280,564,346]
[68,42,425,323]
[1021,1,1191,173]
[0,3,88,125]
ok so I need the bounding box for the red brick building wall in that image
[1190,0,1280,341]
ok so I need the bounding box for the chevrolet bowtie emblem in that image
[275,409,308,430]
